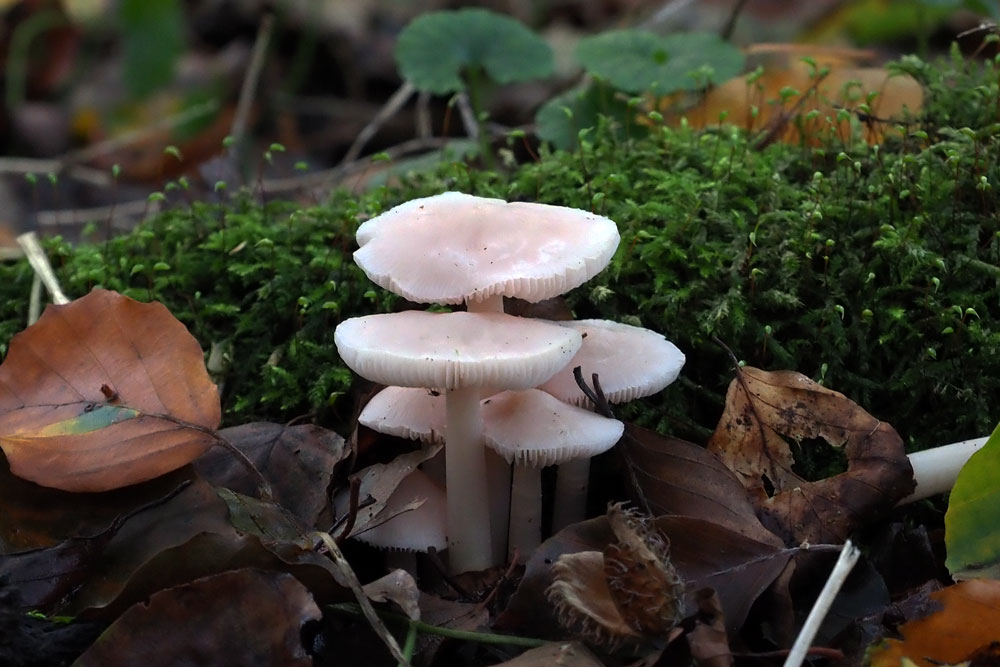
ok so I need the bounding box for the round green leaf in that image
[535,83,643,150]
[945,423,1000,579]
[575,30,745,95]
[394,9,554,95]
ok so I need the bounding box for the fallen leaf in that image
[687,589,733,667]
[0,289,220,492]
[498,512,791,639]
[493,642,605,666]
[706,367,914,545]
[332,445,441,538]
[363,569,421,620]
[621,424,780,545]
[72,569,320,666]
[868,580,1000,667]
[945,423,1000,580]
[196,422,348,527]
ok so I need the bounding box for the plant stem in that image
[899,436,989,504]
[327,603,549,648]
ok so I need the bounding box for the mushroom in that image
[334,310,582,573]
[899,435,990,504]
[354,191,620,314]
[346,191,620,569]
[337,468,447,575]
[482,389,623,559]
[538,319,685,531]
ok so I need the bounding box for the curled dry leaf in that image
[73,569,320,667]
[492,642,604,667]
[687,589,733,667]
[706,367,914,545]
[362,569,421,621]
[0,290,221,492]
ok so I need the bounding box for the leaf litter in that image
[0,289,983,665]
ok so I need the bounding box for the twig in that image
[783,540,861,667]
[335,477,362,543]
[572,366,615,419]
[315,532,412,666]
[720,0,750,40]
[341,81,416,164]
[17,232,69,306]
[28,274,42,325]
[426,546,474,599]
[416,91,432,138]
[475,547,521,614]
[229,13,275,150]
[327,602,550,648]
[37,198,162,228]
[454,92,479,139]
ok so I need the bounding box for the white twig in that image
[28,274,42,325]
[17,232,69,306]
[783,540,861,667]
[454,92,479,139]
[341,81,416,164]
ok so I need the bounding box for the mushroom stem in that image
[551,458,591,532]
[445,387,494,573]
[508,463,542,560]
[486,448,511,566]
[466,294,504,314]
[898,436,989,505]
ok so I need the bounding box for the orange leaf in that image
[869,580,1000,667]
[0,289,220,492]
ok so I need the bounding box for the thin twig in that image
[229,13,275,149]
[37,198,161,228]
[416,91,432,139]
[475,547,521,614]
[327,602,550,648]
[454,92,479,139]
[720,0,750,40]
[335,477,362,543]
[783,541,861,667]
[315,532,411,666]
[341,81,416,164]
[17,232,69,305]
[426,547,474,599]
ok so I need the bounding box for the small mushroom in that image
[482,389,623,559]
[538,319,685,531]
[335,310,581,573]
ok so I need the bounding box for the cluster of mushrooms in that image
[334,192,685,574]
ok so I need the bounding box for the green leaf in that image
[535,83,643,150]
[945,422,1000,579]
[394,8,553,94]
[575,30,745,95]
[119,0,184,99]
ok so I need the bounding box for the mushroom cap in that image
[538,319,685,405]
[359,386,445,444]
[354,192,621,306]
[352,469,447,552]
[482,389,624,467]
[335,311,582,390]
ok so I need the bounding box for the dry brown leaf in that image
[707,367,914,544]
[687,589,733,667]
[0,290,220,492]
[363,569,421,621]
[493,642,605,666]
[868,580,1000,667]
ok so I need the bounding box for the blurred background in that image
[0,0,994,246]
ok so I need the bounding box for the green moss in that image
[2,50,999,452]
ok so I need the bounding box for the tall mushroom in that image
[335,310,581,573]
[538,319,685,531]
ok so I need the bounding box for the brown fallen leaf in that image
[196,422,349,527]
[363,569,421,621]
[72,569,320,667]
[687,589,733,667]
[868,580,1000,667]
[0,289,221,492]
[621,424,781,546]
[706,366,914,545]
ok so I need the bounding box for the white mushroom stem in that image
[899,436,989,505]
[508,463,543,560]
[551,458,591,533]
[445,387,494,573]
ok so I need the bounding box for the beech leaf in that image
[0,289,220,492]
[707,367,914,544]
